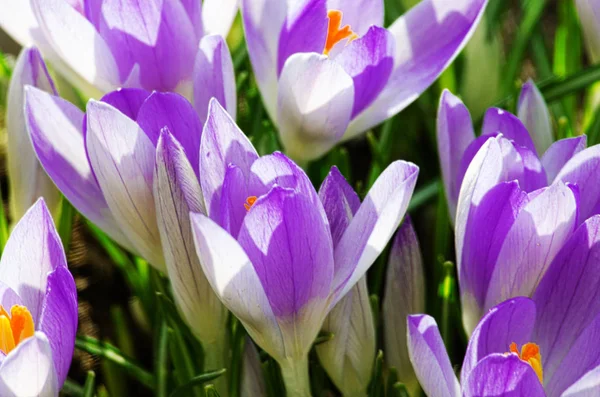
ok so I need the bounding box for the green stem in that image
[279,356,311,397]
[203,335,230,397]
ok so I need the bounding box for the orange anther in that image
[323,10,358,55]
[244,196,258,212]
[508,342,543,384]
[0,304,35,355]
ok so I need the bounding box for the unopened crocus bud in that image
[241,339,266,397]
[383,217,425,396]
[518,80,553,156]
[576,0,600,63]
[7,47,61,224]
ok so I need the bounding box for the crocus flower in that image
[242,0,488,162]
[240,340,266,397]
[6,47,61,223]
[0,199,78,396]
[0,0,238,108]
[189,99,418,396]
[382,216,425,396]
[407,214,600,396]
[576,0,600,64]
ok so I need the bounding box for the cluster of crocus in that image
[0,199,77,396]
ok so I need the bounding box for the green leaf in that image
[57,198,75,251]
[61,379,85,397]
[204,385,222,397]
[156,322,170,397]
[82,371,96,397]
[168,370,227,397]
[368,350,385,397]
[407,179,440,213]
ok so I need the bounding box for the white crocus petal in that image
[202,0,239,37]
[0,333,58,397]
[241,340,267,397]
[576,0,600,63]
[277,53,354,163]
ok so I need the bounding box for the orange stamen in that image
[508,342,543,384]
[0,305,35,355]
[244,196,258,212]
[323,10,358,55]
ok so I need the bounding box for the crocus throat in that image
[244,196,258,212]
[0,305,35,355]
[323,10,358,55]
[508,342,543,384]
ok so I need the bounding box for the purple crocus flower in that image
[242,0,488,162]
[0,0,238,108]
[0,199,78,396]
[187,100,418,394]
[407,214,600,396]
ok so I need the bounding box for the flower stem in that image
[279,356,311,397]
[203,334,230,397]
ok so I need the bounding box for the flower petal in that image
[541,136,587,184]
[463,353,545,397]
[24,87,133,252]
[345,0,488,138]
[325,0,384,36]
[336,26,395,118]
[99,88,150,120]
[576,0,600,63]
[484,182,578,312]
[38,266,77,386]
[518,79,553,156]
[200,99,259,222]
[461,297,536,385]
[0,333,58,397]
[561,364,600,397]
[7,47,61,223]
[277,53,354,162]
[180,0,203,39]
[86,100,164,270]
[193,34,237,123]
[436,89,475,222]
[202,0,238,37]
[482,107,537,154]
[0,199,66,323]
[219,164,251,237]
[407,314,460,397]
[332,161,418,306]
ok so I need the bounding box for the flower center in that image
[244,196,258,212]
[0,305,35,355]
[508,342,543,384]
[323,10,358,55]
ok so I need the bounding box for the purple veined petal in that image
[554,144,600,220]
[332,161,419,306]
[241,0,287,119]
[277,53,354,162]
[0,282,23,312]
[576,0,600,64]
[344,0,488,139]
[335,26,395,118]
[202,0,239,37]
[219,164,250,238]
[456,134,495,195]
[180,0,203,39]
[463,353,546,397]
[193,34,237,124]
[514,144,547,193]
[190,212,285,361]
[7,47,61,223]
[483,182,578,313]
[318,166,361,247]
[154,131,227,343]
[277,0,328,76]
[99,88,151,120]
[461,297,537,385]
[382,217,425,394]
[532,215,600,386]
[136,91,203,178]
[31,0,120,92]
[86,100,164,270]
[482,107,537,154]
[0,200,65,324]
[541,136,587,184]
[38,266,77,387]
[200,99,259,222]
[406,315,460,397]
[518,79,553,156]
[561,364,600,397]
[545,313,600,396]
[436,89,475,223]
[325,0,384,37]
[0,332,58,396]
[87,0,198,91]
[237,186,334,321]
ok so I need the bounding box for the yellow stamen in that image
[244,196,258,212]
[0,315,15,355]
[0,305,35,355]
[323,10,358,55]
[508,342,543,384]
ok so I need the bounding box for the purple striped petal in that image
[407,315,460,397]
[482,108,537,154]
[345,0,488,138]
[193,35,237,124]
[325,0,384,37]
[542,136,587,183]
[99,88,150,120]
[518,80,553,156]
[532,215,600,385]
[484,182,578,312]
[436,90,475,222]
[336,26,394,118]
[277,53,354,162]
[219,164,250,237]
[463,354,545,397]
[180,0,203,39]
[86,100,164,270]
[461,297,536,385]
[561,364,600,397]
